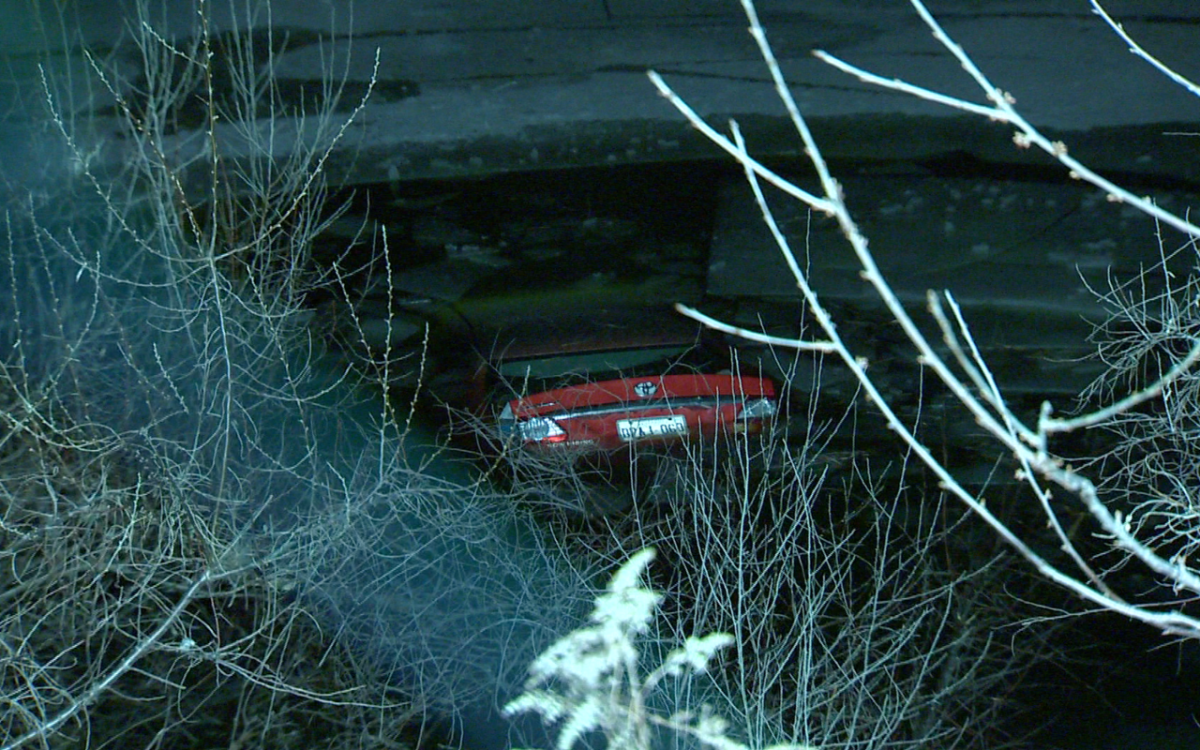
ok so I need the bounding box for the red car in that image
[497,371,777,451]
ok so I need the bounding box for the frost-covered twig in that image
[814,6,1200,241]
[651,0,1200,638]
[1091,0,1200,100]
[505,548,814,750]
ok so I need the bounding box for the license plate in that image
[616,414,688,441]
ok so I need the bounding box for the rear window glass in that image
[496,346,692,381]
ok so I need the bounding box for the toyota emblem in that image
[633,381,658,398]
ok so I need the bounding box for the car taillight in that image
[518,416,567,443]
[499,403,568,443]
[740,398,777,420]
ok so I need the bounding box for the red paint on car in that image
[498,373,777,451]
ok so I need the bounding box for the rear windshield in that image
[496,346,693,381]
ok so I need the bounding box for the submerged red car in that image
[498,372,777,451]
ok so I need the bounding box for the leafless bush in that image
[1081,236,1200,585]
[2,2,595,748]
[0,1,411,746]
[0,370,425,749]
[581,401,1028,750]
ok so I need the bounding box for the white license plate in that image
[616,414,688,441]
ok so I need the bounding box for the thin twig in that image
[2,571,214,750]
[1091,1,1200,99]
